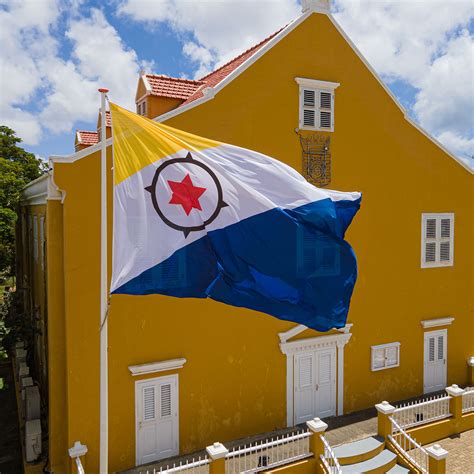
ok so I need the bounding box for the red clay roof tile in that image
[77,130,99,146]
[145,75,204,100]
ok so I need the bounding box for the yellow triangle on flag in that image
[110,102,221,185]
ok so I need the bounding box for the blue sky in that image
[1,0,473,168]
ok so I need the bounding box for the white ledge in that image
[421,317,455,328]
[128,358,186,376]
[295,77,340,90]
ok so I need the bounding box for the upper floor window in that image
[295,78,339,132]
[137,100,147,117]
[421,213,454,268]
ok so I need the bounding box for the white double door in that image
[294,347,336,424]
[423,330,447,393]
[136,375,179,465]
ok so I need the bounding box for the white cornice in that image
[142,74,152,93]
[280,332,352,355]
[295,77,340,90]
[21,173,49,205]
[279,322,353,343]
[128,358,187,376]
[420,317,455,329]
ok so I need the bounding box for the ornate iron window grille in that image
[297,131,331,187]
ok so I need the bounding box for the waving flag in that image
[109,103,361,331]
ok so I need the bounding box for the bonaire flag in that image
[110,103,361,332]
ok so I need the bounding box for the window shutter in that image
[422,214,454,267]
[303,109,316,127]
[142,101,147,116]
[143,386,156,421]
[319,91,333,129]
[303,89,315,107]
[301,89,316,128]
[160,383,172,417]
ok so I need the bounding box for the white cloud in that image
[183,41,214,79]
[118,0,300,76]
[0,2,143,145]
[436,130,474,167]
[413,31,474,137]
[333,0,474,168]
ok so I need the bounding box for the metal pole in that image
[98,87,109,473]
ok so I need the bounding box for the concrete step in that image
[386,464,410,473]
[340,449,397,473]
[333,436,385,465]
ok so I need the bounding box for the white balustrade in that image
[389,417,428,474]
[140,457,210,474]
[319,434,342,474]
[393,393,451,429]
[225,429,311,473]
[462,388,474,413]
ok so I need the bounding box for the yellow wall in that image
[45,11,472,473]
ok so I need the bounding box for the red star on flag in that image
[168,174,207,216]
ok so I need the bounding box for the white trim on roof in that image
[142,74,152,93]
[154,10,472,174]
[155,10,312,123]
[50,137,113,163]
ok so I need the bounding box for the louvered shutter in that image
[319,91,333,129]
[299,355,313,388]
[301,89,317,127]
[422,214,454,267]
[160,383,172,417]
[143,385,156,421]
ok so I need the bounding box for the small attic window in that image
[136,101,147,117]
[295,78,339,132]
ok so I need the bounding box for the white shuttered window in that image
[371,342,400,371]
[421,213,454,268]
[296,78,339,132]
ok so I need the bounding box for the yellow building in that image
[19,1,473,473]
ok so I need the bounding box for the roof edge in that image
[154,9,312,123]
[326,14,473,175]
[155,9,472,174]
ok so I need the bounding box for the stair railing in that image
[319,435,342,474]
[388,416,428,473]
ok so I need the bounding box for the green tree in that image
[0,126,45,276]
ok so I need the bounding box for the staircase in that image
[331,436,410,473]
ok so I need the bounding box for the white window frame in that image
[137,100,147,117]
[421,213,454,268]
[371,342,400,371]
[39,215,45,270]
[295,78,339,132]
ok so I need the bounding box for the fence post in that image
[375,401,395,439]
[68,441,88,473]
[306,417,328,473]
[445,384,465,432]
[206,442,229,474]
[426,444,448,474]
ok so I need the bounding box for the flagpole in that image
[98,87,109,474]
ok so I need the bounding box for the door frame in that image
[135,374,179,466]
[423,329,447,394]
[280,329,352,426]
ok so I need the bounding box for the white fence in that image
[138,457,209,474]
[393,393,451,429]
[389,417,428,474]
[225,429,311,473]
[319,435,342,474]
[462,388,474,414]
